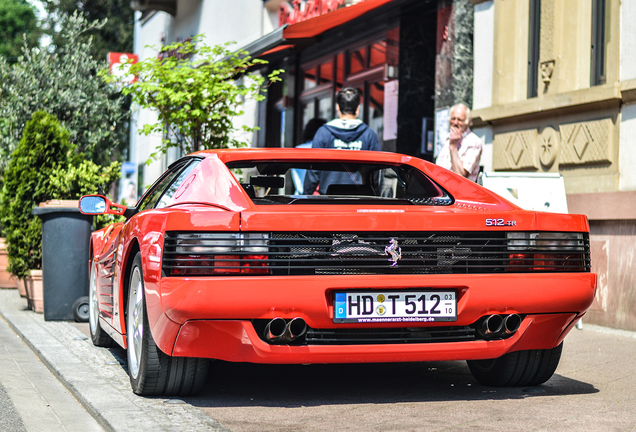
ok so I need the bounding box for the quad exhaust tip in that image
[478,314,522,339]
[264,317,287,340]
[264,317,307,343]
[504,313,522,333]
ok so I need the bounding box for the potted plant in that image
[0,111,120,314]
[0,237,18,290]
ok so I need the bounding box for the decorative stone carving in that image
[539,126,559,168]
[540,60,555,84]
[493,129,539,170]
[559,118,613,166]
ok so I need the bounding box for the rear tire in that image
[467,342,563,387]
[89,262,114,347]
[126,252,209,396]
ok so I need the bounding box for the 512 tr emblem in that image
[485,218,517,227]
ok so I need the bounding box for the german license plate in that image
[333,290,457,323]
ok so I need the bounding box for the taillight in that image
[506,232,587,272]
[163,233,271,276]
[167,254,269,276]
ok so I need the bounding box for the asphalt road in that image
[1,288,635,432]
[188,326,636,431]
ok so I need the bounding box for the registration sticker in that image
[333,290,457,323]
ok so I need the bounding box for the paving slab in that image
[0,289,228,432]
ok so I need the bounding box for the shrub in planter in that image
[49,159,122,228]
[0,111,73,279]
[0,111,120,279]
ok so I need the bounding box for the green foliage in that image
[43,0,134,61]
[50,160,124,229]
[0,111,121,278]
[0,111,74,278]
[50,159,122,198]
[102,35,282,162]
[0,0,42,59]
[0,12,129,170]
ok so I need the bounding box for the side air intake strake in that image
[162,231,591,276]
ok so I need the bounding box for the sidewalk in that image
[2,286,636,432]
[0,307,103,432]
[0,289,228,432]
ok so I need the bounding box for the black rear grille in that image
[304,326,476,345]
[162,231,591,276]
[268,232,508,275]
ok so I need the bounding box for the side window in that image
[155,160,200,208]
[136,160,191,212]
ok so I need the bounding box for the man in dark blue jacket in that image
[303,87,381,195]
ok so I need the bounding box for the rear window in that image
[226,161,453,206]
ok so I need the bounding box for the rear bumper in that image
[155,273,596,361]
[172,313,580,362]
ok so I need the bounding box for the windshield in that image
[226,160,453,206]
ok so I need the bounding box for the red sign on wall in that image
[279,0,347,26]
[107,52,139,84]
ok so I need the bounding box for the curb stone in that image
[0,290,229,432]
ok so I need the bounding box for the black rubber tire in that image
[72,296,90,322]
[126,252,209,396]
[467,342,563,387]
[89,262,114,347]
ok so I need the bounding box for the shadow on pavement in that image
[185,360,598,408]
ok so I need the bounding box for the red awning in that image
[240,0,400,60]
[261,44,295,57]
[283,0,396,40]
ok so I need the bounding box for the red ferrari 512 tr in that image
[79,148,596,396]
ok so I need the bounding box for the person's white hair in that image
[450,103,471,126]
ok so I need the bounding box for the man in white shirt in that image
[435,103,482,182]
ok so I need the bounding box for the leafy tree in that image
[0,12,129,169]
[43,0,134,60]
[102,35,282,162]
[0,111,120,278]
[0,0,42,59]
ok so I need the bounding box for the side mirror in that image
[79,195,127,216]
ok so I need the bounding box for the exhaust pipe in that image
[504,314,522,333]
[481,314,504,335]
[286,317,307,341]
[264,317,287,342]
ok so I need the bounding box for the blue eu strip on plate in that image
[335,293,347,319]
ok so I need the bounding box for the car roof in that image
[192,148,416,164]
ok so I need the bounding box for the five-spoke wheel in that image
[126,252,209,396]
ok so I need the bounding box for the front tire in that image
[467,342,563,387]
[89,262,114,347]
[126,252,209,396]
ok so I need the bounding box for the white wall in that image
[164,0,202,43]
[472,0,494,110]
[619,1,636,191]
[196,0,269,48]
[619,103,636,191]
[620,0,636,81]
[472,1,494,175]
[472,126,493,173]
[129,0,276,190]
[132,11,171,193]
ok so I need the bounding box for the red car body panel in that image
[88,148,597,363]
[171,313,579,363]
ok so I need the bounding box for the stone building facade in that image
[470,0,636,331]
